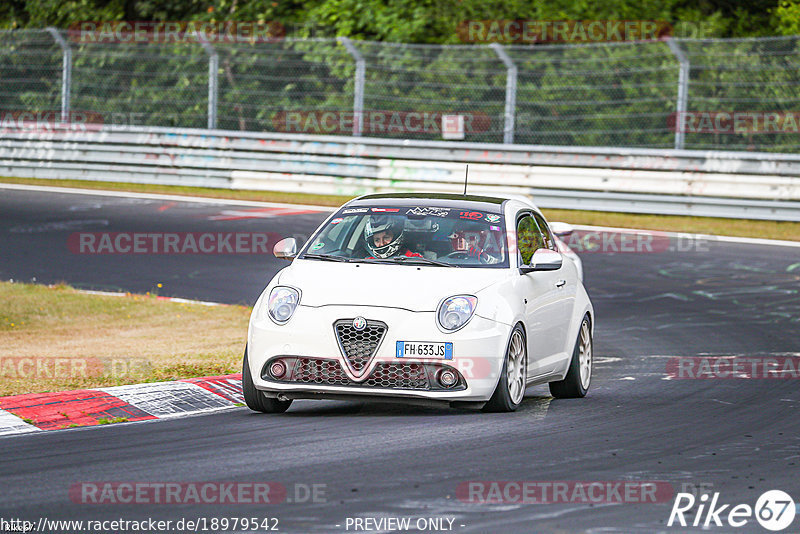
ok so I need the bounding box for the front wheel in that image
[483,325,527,412]
[549,316,592,399]
[242,347,292,413]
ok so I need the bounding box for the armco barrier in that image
[1,125,799,221]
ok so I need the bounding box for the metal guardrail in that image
[1,125,799,221]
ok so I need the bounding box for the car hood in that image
[279,259,509,311]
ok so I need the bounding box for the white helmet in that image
[364,214,405,258]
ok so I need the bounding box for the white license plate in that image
[396,341,453,359]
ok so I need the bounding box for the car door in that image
[532,212,576,367]
[512,212,569,378]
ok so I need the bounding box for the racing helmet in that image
[364,214,405,258]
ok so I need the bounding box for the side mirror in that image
[273,237,297,260]
[521,249,563,273]
[549,222,574,239]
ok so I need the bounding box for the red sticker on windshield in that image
[459,211,483,220]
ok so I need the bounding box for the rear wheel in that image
[549,316,592,399]
[483,325,527,412]
[242,347,292,413]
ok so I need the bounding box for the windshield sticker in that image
[311,242,325,250]
[330,218,344,224]
[371,208,400,213]
[485,214,501,223]
[490,225,501,231]
[459,211,484,220]
[406,207,451,217]
[342,208,368,214]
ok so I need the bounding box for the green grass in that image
[0,281,250,396]
[541,208,800,242]
[0,176,352,207]
[98,417,129,425]
[3,176,798,241]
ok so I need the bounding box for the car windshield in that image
[300,205,508,268]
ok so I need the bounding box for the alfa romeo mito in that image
[243,193,593,413]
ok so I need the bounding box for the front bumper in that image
[248,304,510,402]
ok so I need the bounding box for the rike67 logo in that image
[668,490,796,531]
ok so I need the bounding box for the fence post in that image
[338,37,365,137]
[666,38,689,150]
[490,43,517,144]
[198,35,218,130]
[46,28,71,123]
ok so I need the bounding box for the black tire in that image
[242,347,292,413]
[549,315,592,399]
[483,325,527,413]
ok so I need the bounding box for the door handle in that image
[556,279,566,288]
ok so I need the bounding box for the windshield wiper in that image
[350,257,397,264]
[309,255,455,267]
[390,256,456,267]
[302,253,350,262]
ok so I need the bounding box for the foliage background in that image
[2,1,800,151]
[3,0,800,41]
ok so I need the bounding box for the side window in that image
[532,213,557,252]
[516,215,543,265]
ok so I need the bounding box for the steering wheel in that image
[445,251,470,260]
[446,250,496,264]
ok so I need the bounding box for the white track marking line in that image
[100,381,234,418]
[0,409,40,436]
[0,183,333,211]
[2,182,798,248]
[75,289,223,306]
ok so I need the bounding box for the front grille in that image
[293,357,350,386]
[367,362,428,389]
[334,319,387,376]
[265,357,438,391]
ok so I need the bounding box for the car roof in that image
[348,192,506,211]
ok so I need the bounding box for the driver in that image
[449,229,501,264]
[364,214,422,259]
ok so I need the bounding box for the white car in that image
[243,193,594,413]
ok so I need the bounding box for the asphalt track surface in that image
[1,187,799,533]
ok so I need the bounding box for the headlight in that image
[437,295,478,332]
[267,286,300,325]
